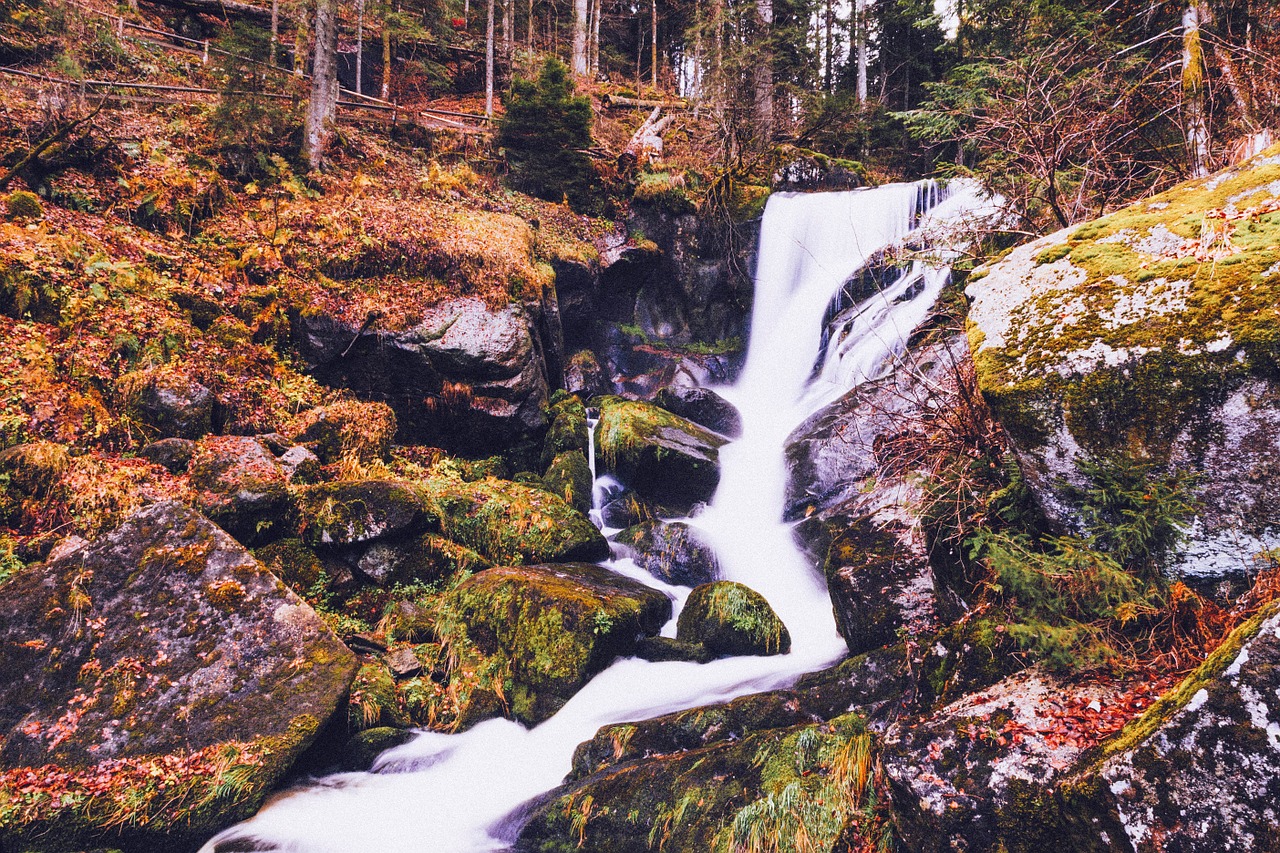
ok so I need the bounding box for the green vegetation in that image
[498,59,598,213]
[4,190,42,220]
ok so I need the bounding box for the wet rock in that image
[139,436,195,473]
[542,450,592,515]
[385,599,437,643]
[785,336,968,520]
[443,563,672,724]
[564,349,610,398]
[253,538,326,592]
[295,480,430,546]
[340,727,415,772]
[347,632,389,655]
[966,149,1280,577]
[676,581,790,657]
[614,520,720,586]
[278,444,322,483]
[347,660,409,730]
[355,532,490,587]
[289,400,397,465]
[652,385,742,438]
[387,647,425,679]
[631,636,715,664]
[0,501,356,849]
[551,260,600,352]
[423,473,608,565]
[594,396,726,514]
[129,370,215,439]
[189,435,292,544]
[291,298,554,456]
[599,489,659,529]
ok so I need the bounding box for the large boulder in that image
[542,450,592,515]
[613,520,720,586]
[294,479,431,546]
[189,435,293,544]
[0,501,357,850]
[652,385,743,438]
[594,396,727,513]
[126,369,215,440]
[442,563,672,724]
[966,149,1280,577]
[541,394,589,469]
[676,581,790,657]
[564,349,610,398]
[291,297,555,455]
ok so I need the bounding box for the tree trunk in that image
[572,0,588,74]
[823,0,833,92]
[269,0,279,66]
[382,24,392,100]
[355,0,364,96]
[302,0,338,170]
[753,0,773,144]
[485,0,496,117]
[294,3,308,76]
[855,0,867,104]
[502,0,512,57]
[144,0,272,23]
[528,0,534,50]
[650,0,657,89]
[1182,2,1211,177]
[589,0,601,74]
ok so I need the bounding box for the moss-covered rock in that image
[4,190,43,221]
[0,501,356,850]
[599,488,660,529]
[614,520,720,586]
[288,400,398,464]
[355,532,490,587]
[347,661,411,732]
[421,471,607,564]
[542,450,592,515]
[122,368,215,440]
[340,726,416,772]
[594,396,727,513]
[967,147,1280,575]
[189,435,293,544]
[652,385,742,438]
[631,635,716,664]
[139,437,196,473]
[295,479,431,546]
[676,581,790,657]
[440,563,672,724]
[564,349,609,398]
[541,394,589,469]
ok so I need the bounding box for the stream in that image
[202,180,988,853]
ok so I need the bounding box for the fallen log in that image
[603,93,688,110]
[143,0,273,24]
[619,106,675,171]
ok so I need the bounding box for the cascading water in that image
[201,179,988,853]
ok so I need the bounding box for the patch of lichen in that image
[973,147,1280,411]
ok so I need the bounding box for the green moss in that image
[5,190,43,221]
[677,582,791,656]
[541,395,588,469]
[542,450,592,515]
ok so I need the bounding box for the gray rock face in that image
[140,436,196,473]
[134,372,214,439]
[564,349,610,398]
[0,501,356,848]
[614,520,720,587]
[291,297,555,455]
[785,336,968,521]
[189,435,293,544]
[652,385,743,438]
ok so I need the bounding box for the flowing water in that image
[202,180,988,853]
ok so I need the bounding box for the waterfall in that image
[199,180,987,853]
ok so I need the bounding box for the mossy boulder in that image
[347,661,411,732]
[139,437,196,473]
[441,563,672,724]
[966,147,1280,576]
[652,385,742,438]
[541,394,589,469]
[5,189,43,220]
[614,519,720,586]
[676,581,790,657]
[189,435,293,544]
[0,501,357,850]
[594,396,727,513]
[295,479,431,546]
[340,726,415,772]
[422,472,608,564]
[632,636,716,664]
[125,369,215,440]
[599,488,660,529]
[564,348,609,398]
[288,400,398,464]
[542,450,592,515]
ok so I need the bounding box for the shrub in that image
[5,190,43,220]
[210,22,301,178]
[497,58,599,213]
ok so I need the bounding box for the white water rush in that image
[201,180,987,853]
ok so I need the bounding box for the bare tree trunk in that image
[382,24,392,100]
[269,0,279,66]
[528,0,534,50]
[355,0,364,95]
[294,2,308,76]
[753,0,773,144]
[572,0,588,74]
[855,0,867,104]
[1182,2,1211,177]
[465,0,470,23]
[650,0,657,88]
[1214,43,1257,130]
[302,0,337,170]
[589,0,601,74]
[503,0,512,57]
[485,0,496,117]
[823,0,832,92]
